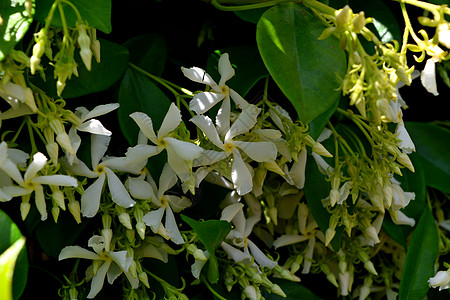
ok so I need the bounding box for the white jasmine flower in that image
[59,235,139,298]
[191,104,277,195]
[421,57,439,96]
[132,163,191,245]
[191,250,210,279]
[130,103,203,182]
[438,22,450,49]
[66,103,120,165]
[220,203,277,269]
[181,53,249,135]
[7,152,78,220]
[428,270,450,291]
[395,121,415,154]
[0,141,26,186]
[63,134,135,217]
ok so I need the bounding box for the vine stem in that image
[202,276,228,300]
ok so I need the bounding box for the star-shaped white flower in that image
[59,235,138,298]
[191,104,277,195]
[181,53,249,135]
[129,103,204,183]
[66,103,120,165]
[128,163,191,245]
[429,269,450,291]
[220,203,277,270]
[5,152,78,220]
[63,134,135,217]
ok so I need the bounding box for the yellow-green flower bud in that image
[325,228,336,246]
[139,271,150,288]
[68,200,81,224]
[352,11,366,33]
[119,212,133,230]
[51,206,60,222]
[46,142,59,165]
[335,5,352,28]
[20,199,31,220]
[271,284,286,298]
[52,189,65,210]
[136,221,146,240]
[126,229,135,243]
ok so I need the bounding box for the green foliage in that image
[399,206,439,300]
[0,0,34,61]
[256,3,346,123]
[0,209,28,300]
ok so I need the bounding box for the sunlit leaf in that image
[0,0,34,61]
[256,3,346,123]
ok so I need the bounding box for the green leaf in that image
[308,95,339,140]
[303,157,343,251]
[0,237,26,300]
[123,33,167,76]
[31,38,129,98]
[405,122,450,193]
[256,3,346,123]
[0,0,34,61]
[181,215,231,284]
[34,0,111,33]
[262,278,323,299]
[0,209,28,300]
[117,67,172,145]
[234,7,269,24]
[35,213,90,258]
[206,46,268,97]
[399,206,439,300]
[348,0,402,43]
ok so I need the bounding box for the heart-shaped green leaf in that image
[256,3,346,123]
[181,215,231,284]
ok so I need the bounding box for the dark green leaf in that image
[206,46,268,97]
[234,7,269,24]
[123,33,167,76]
[348,0,402,43]
[117,67,172,146]
[181,215,231,284]
[308,96,339,140]
[35,212,90,258]
[399,206,439,300]
[256,3,346,123]
[34,0,111,33]
[262,278,323,300]
[0,209,28,300]
[303,157,343,251]
[0,0,33,61]
[405,122,450,193]
[31,39,129,98]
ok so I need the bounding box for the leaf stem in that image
[202,276,228,300]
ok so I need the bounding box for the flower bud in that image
[68,200,81,224]
[139,271,150,288]
[336,5,352,28]
[352,11,366,33]
[243,285,258,300]
[51,205,60,222]
[119,212,133,230]
[428,270,450,290]
[126,229,135,243]
[20,200,31,220]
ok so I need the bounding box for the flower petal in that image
[143,207,165,233]
[105,168,136,208]
[59,245,102,261]
[34,184,47,221]
[158,103,182,138]
[233,141,277,162]
[395,121,415,154]
[24,152,47,182]
[218,53,235,86]
[167,195,191,213]
[33,175,78,187]
[247,239,277,269]
[109,250,132,272]
[91,134,111,168]
[165,206,184,244]
[129,112,157,143]
[420,58,439,96]
[62,157,98,178]
[221,203,245,222]
[193,150,230,167]
[164,137,203,161]
[221,242,252,264]
[215,96,231,137]
[77,119,112,136]
[225,104,261,142]
[181,66,217,86]
[126,177,155,200]
[231,149,253,195]
[273,234,309,248]
[81,103,120,121]
[81,173,106,218]
[229,89,249,110]
[87,260,111,299]
[289,148,307,189]
[189,91,225,115]
[190,115,224,149]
